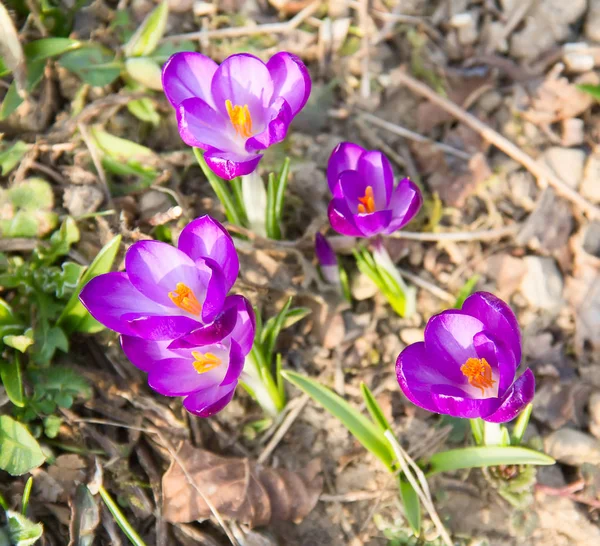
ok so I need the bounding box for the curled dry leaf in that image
[162,442,323,527]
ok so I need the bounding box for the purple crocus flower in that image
[327,143,422,238]
[315,233,340,286]
[395,292,535,423]
[120,295,255,417]
[162,51,311,180]
[80,216,239,341]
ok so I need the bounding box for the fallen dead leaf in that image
[162,442,323,527]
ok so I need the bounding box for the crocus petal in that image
[211,53,274,119]
[204,149,262,180]
[384,178,423,234]
[220,340,244,387]
[267,52,311,116]
[183,383,237,417]
[125,240,206,308]
[482,369,535,423]
[473,331,517,397]
[225,295,256,356]
[315,233,337,267]
[176,97,234,152]
[356,150,394,207]
[79,272,164,336]
[245,97,292,151]
[178,215,239,292]
[126,314,202,341]
[121,336,172,372]
[162,52,218,108]
[429,384,501,419]
[461,292,522,364]
[198,258,227,323]
[327,142,365,192]
[424,311,485,381]
[327,199,363,237]
[352,210,393,238]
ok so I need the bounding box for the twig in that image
[384,430,453,546]
[485,0,535,54]
[536,480,600,509]
[77,122,111,206]
[320,490,394,502]
[389,223,519,242]
[0,238,38,252]
[359,111,472,160]
[396,268,455,303]
[257,394,310,464]
[391,69,600,220]
[162,1,322,42]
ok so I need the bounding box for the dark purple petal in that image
[225,295,256,356]
[204,149,262,180]
[482,369,535,423]
[176,97,233,151]
[126,314,202,341]
[120,336,173,372]
[267,52,311,116]
[178,215,239,292]
[315,233,337,267]
[429,384,501,419]
[79,272,164,336]
[383,178,423,234]
[162,52,218,108]
[328,199,363,237]
[353,210,393,238]
[199,258,227,323]
[220,340,244,387]
[356,150,394,207]
[183,383,237,417]
[125,240,205,308]
[327,142,365,192]
[245,97,292,151]
[473,331,517,397]
[211,53,273,119]
[424,311,485,380]
[461,292,522,364]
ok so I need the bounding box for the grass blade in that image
[98,486,147,546]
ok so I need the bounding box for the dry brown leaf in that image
[162,442,323,527]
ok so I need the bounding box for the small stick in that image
[396,268,455,303]
[392,69,600,220]
[77,122,111,207]
[162,1,322,42]
[360,111,472,160]
[389,223,519,242]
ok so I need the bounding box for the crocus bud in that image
[315,233,340,286]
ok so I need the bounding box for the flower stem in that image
[241,170,268,237]
[241,348,285,417]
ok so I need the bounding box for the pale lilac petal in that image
[176,97,234,151]
[328,199,363,237]
[220,340,244,387]
[356,150,394,207]
[353,210,393,238]
[183,383,237,417]
[327,142,365,191]
[384,178,423,234]
[120,336,172,372]
[462,292,522,364]
[178,215,239,292]
[199,258,227,323]
[204,149,262,180]
[79,272,164,336]
[225,295,255,356]
[126,314,202,340]
[483,369,535,423]
[266,52,311,116]
[245,97,292,151]
[162,52,218,108]
[148,357,223,396]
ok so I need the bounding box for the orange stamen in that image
[192,351,222,374]
[357,186,376,214]
[226,99,253,138]
[460,357,496,395]
[168,282,201,315]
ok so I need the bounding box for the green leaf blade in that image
[360,382,391,433]
[0,416,46,476]
[0,354,24,407]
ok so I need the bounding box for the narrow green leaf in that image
[282,371,394,470]
[265,172,280,239]
[0,354,24,407]
[0,141,30,175]
[0,60,44,120]
[262,297,293,363]
[24,38,80,63]
[470,418,484,446]
[193,148,242,226]
[577,83,600,100]
[98,486,147,546]
[427,446,555,475]
[511,403,533,446]
[123,0,169,57]
[454,274,480,308]
[0,416,46,476]
[57,235,121,333]
[21,476,33,515]
[229,177,248,226]
[399,477,421,535]
[274,157,290,231]
[127,97,160,126]
[59,46,121,87]
[0,298,16,324]
[90,126,155,161]
[124,57,162,90]
[360,382,391,433]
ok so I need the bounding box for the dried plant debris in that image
[162,442,323,527]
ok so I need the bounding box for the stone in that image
[561,118,585,147]
[581,154,600,204]
[62,185,104,217]
[585,0,600,42]
[399,328,423,346]
[139,190,171,222]
[520,256,564,310]
[590,391,600,439]
[540,146,585,190]
[544,428,600,465]
[350,272,378,301]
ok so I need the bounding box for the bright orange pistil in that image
[168,282,201,315]
[460,357,496,395]
[192,351,222,374]
[226,99,253,138]
[357,186,376,214]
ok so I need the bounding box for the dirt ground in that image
[1,0,600,545]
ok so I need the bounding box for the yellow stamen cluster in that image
[357,186,376,214]
[192,351,222,374]
[460,357,496,395]
[226,99,253,138]
[168,282,201,316]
